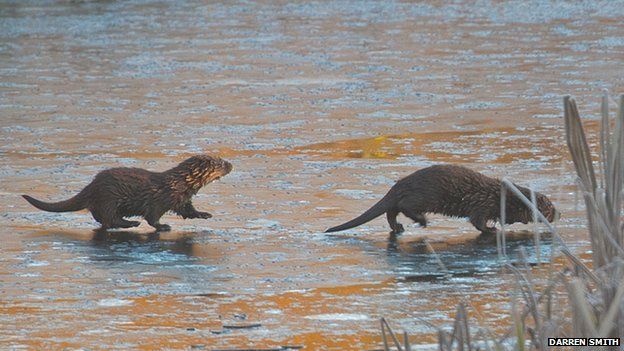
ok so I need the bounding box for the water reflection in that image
[327,229,551,281]
[29,228,226,267]
[91,228,163,242]
[385,231,553,281]
[89,230,197,265]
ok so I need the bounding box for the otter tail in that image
[22,188,90,213]
[325,194,393,233]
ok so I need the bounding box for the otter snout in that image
[223,160,233,175]
[537,206,559,223]
[547,208,560,222]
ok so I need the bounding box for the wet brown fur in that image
[325,164,558,235]
[23,155,232,231]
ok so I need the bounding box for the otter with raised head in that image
[23,154,232,231]
[325,164,558,235]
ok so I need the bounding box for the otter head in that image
[536,192,559,223]
[178,154,233,190]
[505,188,559,225]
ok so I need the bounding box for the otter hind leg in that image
[113,219,141,228]
[93,212,140,230]
[470,216,496,235]
[90,202,140,230]
[386,209,404,235]
[401,209,427,228]
[90,208,106,227]
[90,206,116,230]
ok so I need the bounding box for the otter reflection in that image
[385,230,552,280]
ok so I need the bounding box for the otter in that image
[22,154,232,231]
[325,164,558,235]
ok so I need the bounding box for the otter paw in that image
[155,224,171,232]
[196,212,213,219]
[390,223,405,235]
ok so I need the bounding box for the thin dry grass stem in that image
[499,184,507,260]
[423,238,449,274]
[530,189,541,262]
[405,312,438,331]
[559,247,600,285]
[407,296,500,349]
[574,182,580,211]
[545,247,556,323]
[442,303,473,351]
[517,249,539,328]
[403,331,411,351]
[567,279,598,337]
[597,276,624,337]
[381,318,390,351]
[380,318,405,351]
[576,179,624,263]
[461,302,502,346]
[414,301,498,350]
[511,296,525,351]
[507,262,542,349]
[439,329,451,351]
[458,304,472,351]
[498,269,568,343]
[564,96,597,194]
[604,95,624,233]
[599,91,609,190]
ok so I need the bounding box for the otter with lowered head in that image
[23,154,232,231]
[325,164,558,235]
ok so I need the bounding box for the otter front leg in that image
[175,201,212,219]
[470,216,496,235]
[386,210,404,235]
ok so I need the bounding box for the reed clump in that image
[380,93,624,350]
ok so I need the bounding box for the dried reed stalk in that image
[564,94,624,339]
